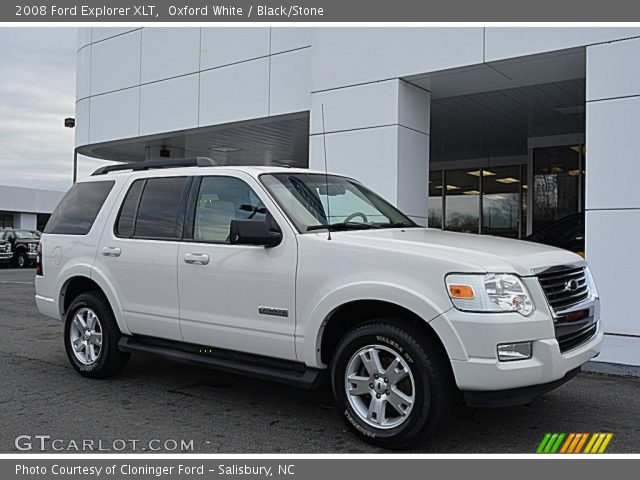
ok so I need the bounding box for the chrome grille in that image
[537,266,589,312]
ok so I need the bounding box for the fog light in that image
[497,342,532,362]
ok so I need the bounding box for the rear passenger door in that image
[177,174,298,361]
[95,175,191,341]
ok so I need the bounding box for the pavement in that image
[1,267,639,454]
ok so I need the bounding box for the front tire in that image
[15,253,27,268]
[331,320,452,449]
[64,292,129,378]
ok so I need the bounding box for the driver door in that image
[177,174,298,361]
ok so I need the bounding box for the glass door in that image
[531,145,584,234]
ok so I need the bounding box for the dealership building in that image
[0,185,64,231]
[75,27,640,368]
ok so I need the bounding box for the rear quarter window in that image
[44,181,115,235]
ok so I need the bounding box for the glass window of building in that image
[428,170,443,229]
[444,169,480,234]
[482,165,523,239]
[532,145,581,233]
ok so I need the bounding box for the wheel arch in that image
[59,273,129,335]
[316,299,451,373]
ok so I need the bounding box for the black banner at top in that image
[5,0,640,22]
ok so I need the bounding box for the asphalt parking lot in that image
[1,267,639,453]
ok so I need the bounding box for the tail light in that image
[36,243,43,276]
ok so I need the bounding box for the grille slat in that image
[557,323,598,353]
[537,266,589,312]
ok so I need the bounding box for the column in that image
[309,79,431,224]
[585,37,640,366]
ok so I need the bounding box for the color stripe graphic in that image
[536,433,613,453]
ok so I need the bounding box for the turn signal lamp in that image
[448,285,475,299]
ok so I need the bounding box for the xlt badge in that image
[258,306,289,317]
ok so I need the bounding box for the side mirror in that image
[230,219,282,247]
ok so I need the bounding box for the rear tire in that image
[331,319,452,449]
[64,292,129,378]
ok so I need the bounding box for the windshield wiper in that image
[375,221,419,228]
[306,222,380,232]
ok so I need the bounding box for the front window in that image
[261,173,416,232]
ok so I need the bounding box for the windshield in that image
[261,173,417,232]
[15,230,40,240]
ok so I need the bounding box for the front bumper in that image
[463,367,581,407]
[0,252,12,262]
[431,281,602,395]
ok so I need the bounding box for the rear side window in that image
[115,180,144,237]
[115,177,189,240]
[45,181,114,235]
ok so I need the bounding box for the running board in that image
[118,336,325,389]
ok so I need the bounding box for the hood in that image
[329,228,583,276]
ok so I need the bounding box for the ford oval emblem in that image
[564,279,580,292]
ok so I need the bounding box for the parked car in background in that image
[0,229,41,268]
[525,213,585,257]
[0,237,12,267]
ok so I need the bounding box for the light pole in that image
[64,117,77,183]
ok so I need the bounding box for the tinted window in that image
[194,176,266,243]
[135,177,189,239]
[115,180,144,237]
[45,181,114,235]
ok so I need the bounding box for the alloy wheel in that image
[344,344,415,429]
[69,308,103,365]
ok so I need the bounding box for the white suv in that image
[35,158,603,448]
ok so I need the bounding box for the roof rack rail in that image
[91,157,218,176]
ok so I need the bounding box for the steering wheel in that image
[343,212,368,224]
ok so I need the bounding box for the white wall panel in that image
[140,75,199,136]
[310,28,484,92]
[91,27,140,43]
[199,59,269,126]
[269,49,310,116]
[586,209,640,337]
[485,27,640,62]
[141,28,201,83]
[399,81,430,134]
[89,88,140,144]
[587,37,640,101]
[310,80,400,135]
[271,28,311,54]
[592,335,640,366]
[586,97,640,210]
[77,28,92,50]
[90,30,141,95]
[76,45,91,100]
[200,28,270,70]
[397,127,429,222]
[74,98,90,147]
[309,127,400,204]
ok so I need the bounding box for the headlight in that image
[585,267,599,298]
[446,273,535,316]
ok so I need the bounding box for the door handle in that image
[101,246,121,257]
[184,253,210,265]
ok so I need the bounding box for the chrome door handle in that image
[184,253,210,265]
[102,246,121,257]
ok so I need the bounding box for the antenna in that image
[321,103,332,241]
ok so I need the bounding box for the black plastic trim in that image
[462,367,581,408]
[118,336,326,389]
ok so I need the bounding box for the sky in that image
[0,28,112,192]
